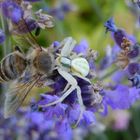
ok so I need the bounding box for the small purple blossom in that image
[127,63,140,75]
[1,0,23,23]
[83,111,96,126]
[103,85,140,111]
[104,17,118,32]
[0,29,5,44]
[127,43,140,58]
[73,39,89,55]
[129,74,140,88]
[55,119,72,140]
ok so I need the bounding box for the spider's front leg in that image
[39,69,85,126]
[39,69,78,107]
[60,37,77,57]
[58,69,86,127]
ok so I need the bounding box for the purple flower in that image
[68,104,81,125]
[27,112,44,125]
[55,119,72,140]
[1,0,23,23]
[0,29,5,44]
[38,94,68,120]
[83,111,96,126]
[127,63,140,75]
[73,39,89,55]
[104,17,118,32]
[53,41,60,48]
[129,74,140,88]
[127,43,140,58]
[103,85,140,110]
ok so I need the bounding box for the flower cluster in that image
[30,39,104,132]
[0,108,73,140]
[0,0,54,35]
[104,17,140,89]
[0,0,105,136]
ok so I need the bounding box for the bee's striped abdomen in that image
[0,52,26,82]
[2,55,17,80]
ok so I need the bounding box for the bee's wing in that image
[4,77,40,118]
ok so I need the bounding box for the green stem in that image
[1,15,11,55]
[1,13,11,94]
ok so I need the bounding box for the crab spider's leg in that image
[58,69,86,126]
[39,69,78,107]
[62,83,71,93]
[74,86,85,127]
[39,69,85,126]
[60,37,77,57]
[58,68,78,86]
[39,85,76,107]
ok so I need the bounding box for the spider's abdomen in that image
[71,58,89,77]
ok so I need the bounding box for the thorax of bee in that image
[28,48,55,75]
[60,56,90,77]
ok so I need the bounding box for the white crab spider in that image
[40,37,91,126]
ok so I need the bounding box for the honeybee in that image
[1,45,55,118]
[1,8,56,118]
